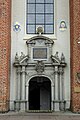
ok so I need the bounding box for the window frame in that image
[24,0,57,39]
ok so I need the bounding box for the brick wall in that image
[70,0,80,112]
[0,0,11,112]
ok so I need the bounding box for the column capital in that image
[54,66,59,74]
[21,66,26,73]
[59,67,64,75]
[17,67,21,74]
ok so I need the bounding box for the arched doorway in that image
[29,76,51,110]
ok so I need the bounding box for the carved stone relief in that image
[35,61,45,74]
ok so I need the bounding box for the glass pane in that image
[36,14,44,24]
[27,0,35,3]
[36,4,44,13]
[36,0,44,3]
[27,25,35,33]
[28,4,35,13]
[45,14,53,24]
[45,4,53,13]
[45,25,53,33]
[27,14,35,24]
[45,0,53,3]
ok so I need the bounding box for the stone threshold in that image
[26,110,53,113]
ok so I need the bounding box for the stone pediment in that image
[26,35,54,45]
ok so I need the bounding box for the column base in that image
[53,100,66,111]
[54,102,60,111]
[14,100,27,111]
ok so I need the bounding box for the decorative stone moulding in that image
[26,35,54,45]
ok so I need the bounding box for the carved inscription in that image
[33,48,47,59]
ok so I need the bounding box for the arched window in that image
[26,0,54,34]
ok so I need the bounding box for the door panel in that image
[40,87,50,110]
[29,77,51,110]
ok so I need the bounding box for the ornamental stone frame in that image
[13,35,66,111]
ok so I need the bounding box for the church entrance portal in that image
[13,35,67,111]
[29,76,51,110]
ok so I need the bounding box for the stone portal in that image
[13,35,66,111]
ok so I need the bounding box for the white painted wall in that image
[11,0,70,110]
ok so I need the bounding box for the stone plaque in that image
[33,48,47,59]
[74,87,80,93]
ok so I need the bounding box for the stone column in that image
[26,84,29,110]
[51,83,54,110]
[16,67,21,110]
[59,67,64,110]
[54,66,59,111]
[59,67,63,100]
[16,67,21,100]
[21,66,26,110]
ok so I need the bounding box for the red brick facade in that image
[0,0,80,112]
[0,0,11,112]
[70,0,80,112]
